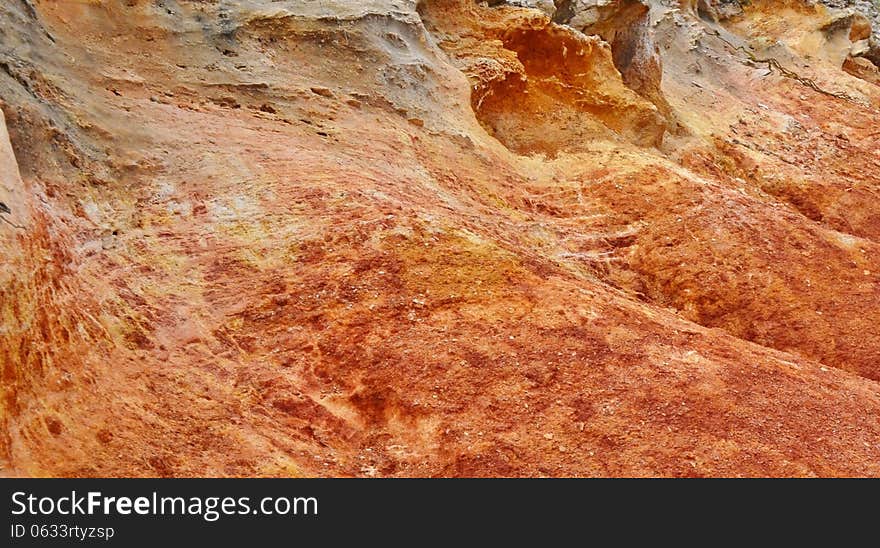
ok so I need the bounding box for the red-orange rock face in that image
[1,0,880,477]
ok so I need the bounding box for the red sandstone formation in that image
[1,0,880,477]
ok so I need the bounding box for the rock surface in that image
[1,0,880,477]
[821,0,880,41]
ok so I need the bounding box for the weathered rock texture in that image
[1,0,880,477]
[821,0,880,42]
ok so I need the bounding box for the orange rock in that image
[1,0,880,477]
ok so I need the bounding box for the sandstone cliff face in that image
[1,0,879,477]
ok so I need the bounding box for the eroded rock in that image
[2,0,880,478]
